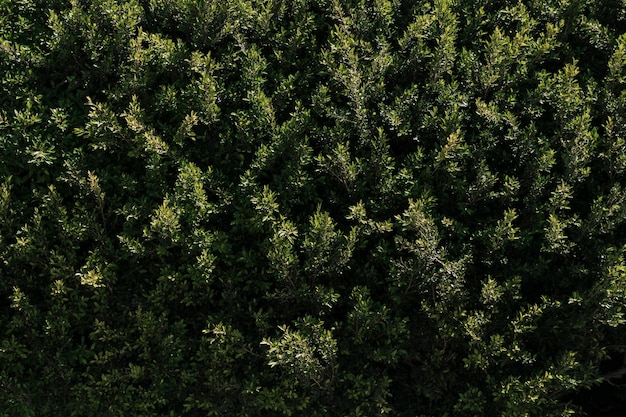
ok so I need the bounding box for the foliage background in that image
[1,0,626,415]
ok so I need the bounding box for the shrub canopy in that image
[1,0,626,415]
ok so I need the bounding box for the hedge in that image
[1,0,625,415]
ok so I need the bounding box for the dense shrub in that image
[1,0,625,415]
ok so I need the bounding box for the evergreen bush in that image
[1,0,625,415]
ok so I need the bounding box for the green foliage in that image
[1,0,626,415]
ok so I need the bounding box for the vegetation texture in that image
[1,0,626,415]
